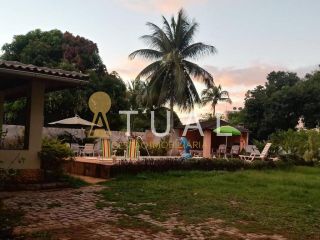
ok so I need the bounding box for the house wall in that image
[0,80,44,179]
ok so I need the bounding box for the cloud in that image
[116,0,207,13]
[111,57,150,81]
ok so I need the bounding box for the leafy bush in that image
[0,200,23,239]
[0,154,25,186]
[271,129,320,162]
[39,138,74,180]
[114,142,127,156]
[109,158,293,177]
[139,136,170,156]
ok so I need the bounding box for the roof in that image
[176,118,249,133]
[0,60,89,99]
[0,60,89,80]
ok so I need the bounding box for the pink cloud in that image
[116,0,207,13]
[111,57,151,80]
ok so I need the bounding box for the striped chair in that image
[124,138,140,161]
[100,138,114,159]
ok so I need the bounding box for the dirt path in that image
[2,185,286,240]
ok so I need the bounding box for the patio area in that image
[176,119,249,158]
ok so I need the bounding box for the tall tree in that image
[129,9,216,131]
[201,85,231,116]
[243,71,302,140]
[1,29,127,130]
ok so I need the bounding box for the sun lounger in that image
[228,145,240,157]
[239,143,276,162]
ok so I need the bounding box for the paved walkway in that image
[2,185,286,240]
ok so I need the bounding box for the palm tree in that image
[201,85,232,117]
[129,9,216,131]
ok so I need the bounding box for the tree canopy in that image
[129,9,216,130]
[242,69,320,140]
[1,29,127,130]
[1,29,182,131]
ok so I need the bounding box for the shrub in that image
[114,142,127,156]
[0,200,23,239]
[109,158,289,177]
[271,129,320,162]
[0,154,25,187]
[39,138,73,181]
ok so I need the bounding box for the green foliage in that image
[1,29,130,130]
[1,29,105,72]
[243,69,320,140]
[271,129,320,162]
[129,9,216,128]
[201,84,231,116]
[109,158,297,177]
[226,110,245,126]
[0,154,25,186]
[0,200,24,239]
[39,138,73,180]
[139,136,170,156]
[59,175,89,188]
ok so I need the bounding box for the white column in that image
[0,92,4,132]
[26,80,45,152]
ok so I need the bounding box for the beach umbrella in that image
[213,125,241,158]
[48,115,98,128]
[48,115,100,143]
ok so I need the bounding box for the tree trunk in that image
[170,97,174,132]
[212,104,216,118]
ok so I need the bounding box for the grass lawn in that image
[100,166,320,239]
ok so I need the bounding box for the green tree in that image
[299,68,320,128]
[227,110,245,126]
[129,9,216,130]
[201,85,231,117]
[1,29,127,130]
[243,71,302,140]
[126,78,181,132]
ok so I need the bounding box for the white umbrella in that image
[48,115,98,128]
[48,115,100,143]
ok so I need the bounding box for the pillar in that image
[26,80,45,152]
[0,92,4,133]
[203,130,212,158]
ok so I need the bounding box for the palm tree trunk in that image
[212,104,216,118]
[170,97,174,132]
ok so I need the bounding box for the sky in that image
[1,0,320,122]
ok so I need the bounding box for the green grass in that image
[0,200,24,239]
[100,166,320,239]
[60,175,89,188]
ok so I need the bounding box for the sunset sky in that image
[1,0,319,122]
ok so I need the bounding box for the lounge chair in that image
[239,143,275,162]
[216,144,227,157]
[124,138,140,161]
[81,143,95,156]
[99,138,117,160]
[228,145,240,157]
